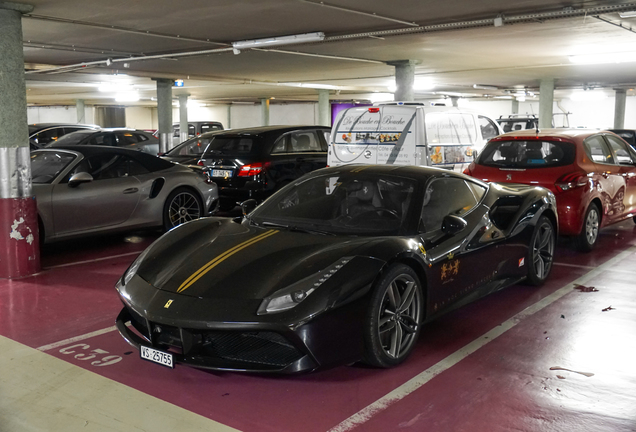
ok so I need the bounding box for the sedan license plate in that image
[140,346,174,368]
[211,169,233,178]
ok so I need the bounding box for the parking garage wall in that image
[27,106,95,125]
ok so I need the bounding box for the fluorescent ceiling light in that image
[473,84,498,90]
[569,91,607,101]
[232,32,325,49]
[619,10,636,18]
[280,82,339,90]
[569,52,636,65]
[99,83,134,93]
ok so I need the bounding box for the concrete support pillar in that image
[0,3,40,278]
[178,94,189,143]
[227,105,232,129]
[261,98,270,126]
[450,97,459,107]
[614,89,627,129]
[76,99,86,124]
[317,89,331,127]
[154,78,173,153]
[388,60,417,102]
[511,99,519,114]
[539,79,555,129]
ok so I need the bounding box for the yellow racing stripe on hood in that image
[177,229,279,294]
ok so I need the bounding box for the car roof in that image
[494,128,602,141]
[38,145,175,171]
[28,123,98,131]
[209,125,329,136]
[316,163,482,183]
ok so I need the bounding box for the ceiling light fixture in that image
[115,92,140,102]
[473,84,498,90]
[232,32,325,50]
[619,10,636,18]
[569,52,636,65]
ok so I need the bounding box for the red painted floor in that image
[1,223,635,431]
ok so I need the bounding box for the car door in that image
[583,135,623,223]
[604,134,636,217]
[288,129,327,174]
[418,177,498,313]
[51,153,142,235]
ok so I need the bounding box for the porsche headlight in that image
[257,257,352,315]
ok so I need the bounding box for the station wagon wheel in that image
[575,203,600,252]
[364,264,423,368]
[526,216,555,286]
[163,187,203,231]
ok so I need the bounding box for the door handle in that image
[123,188,139,194]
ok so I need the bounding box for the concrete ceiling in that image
[19,0,636,106]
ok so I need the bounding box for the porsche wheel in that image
[163,187,203,231]
[526,216,555,286]
[364,264,423,368]
[575,203,600,252]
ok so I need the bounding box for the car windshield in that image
[30,151,76,183]
[250,173,417,235]
[202,136,260,156]
[165,136,213,156]
[477,140,576,168]
[48,130,95,146]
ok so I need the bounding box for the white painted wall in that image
[125,107,155,130]
[27,106,96,125]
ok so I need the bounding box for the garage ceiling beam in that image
[297,0,419,27]
[594,15,636,35]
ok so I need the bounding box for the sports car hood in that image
[135,218,379,300]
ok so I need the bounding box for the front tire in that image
[363,264,423,368]
[163,187,203,231]
[526,216,555,286]
[575,203,600,252]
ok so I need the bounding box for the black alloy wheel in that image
[163,187,203,231]
[364,264,423,368]
[575,203,600,252]
[526,216,556,286]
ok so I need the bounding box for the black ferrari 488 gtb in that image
[116,164,557,373]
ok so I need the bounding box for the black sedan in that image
[115,165,557,373]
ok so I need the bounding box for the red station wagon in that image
[464,129,636,251]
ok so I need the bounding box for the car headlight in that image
[257,257,352,315]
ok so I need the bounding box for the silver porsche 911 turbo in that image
[31,146,218,242]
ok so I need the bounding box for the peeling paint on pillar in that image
[0,197,40,278]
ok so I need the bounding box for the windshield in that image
[477,140,576,168]
[31,151,76,183]
[165,136,213,156]
[48,130,94,146]
[251,173,417,235]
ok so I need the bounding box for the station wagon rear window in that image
[203,136,259,156]
[477,140,575,168]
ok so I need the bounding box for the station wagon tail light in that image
[555,172,589,192]
[238,162,264,177]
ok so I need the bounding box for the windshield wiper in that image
[260,221,336,236]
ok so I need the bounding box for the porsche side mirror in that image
[241,199,258,216]
[442,214,467,236]
[68,172,93,187]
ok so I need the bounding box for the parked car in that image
[31,146,218,243]
[159,132,223,168]
[115,164,557,373]
[608,129,636,149]
[46,128,160,155]
[28,123,98,150]
[464,129,636,251]
[197,125,330,210]
[172,121,223,146]
[496,113,571,133]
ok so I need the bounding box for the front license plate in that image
[211,169,232,178]
[140,346,174,368]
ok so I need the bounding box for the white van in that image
[328,103,502,171]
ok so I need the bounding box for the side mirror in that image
[241,199,258,216]
[68,172,93,187]
[442,214,467,236]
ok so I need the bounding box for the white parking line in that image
[328,245,636,432]
[45,251,141,269]
[37,326,118,352]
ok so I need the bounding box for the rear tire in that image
[526,216,555,286]
[575,203,600,252]
[363,264,423,368]
[163,187,203,231]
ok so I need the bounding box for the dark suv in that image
[197,125,330,210]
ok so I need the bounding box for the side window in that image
[200,123,222,133]
[63,127,83,135]
[72,154,148,180]
[172,126,180,138]
[289,131,321,153]
[466,180,487,202]
[33,128,62,145]
[584,135,615,164]
[117,133,137,145]
[420,178,479,232]
[478,116,500,140]
[605,135,634,165]
[271,135,288,154]
[321,131,331,151]
[188,125,196,137]
[134,133,148,142]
